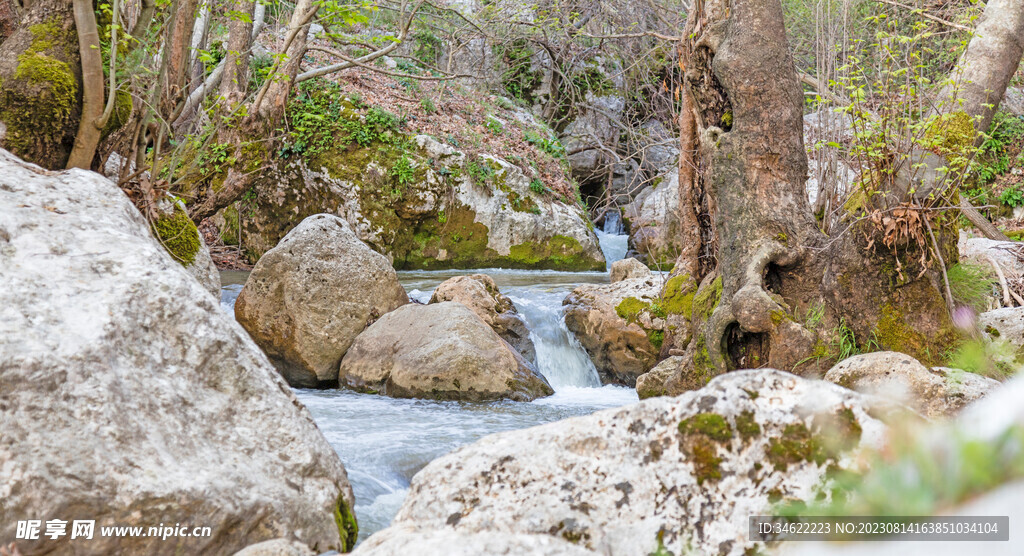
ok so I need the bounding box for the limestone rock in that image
[561,94,626,180]
[231,130,605,271]
[824,352,999,418]
[0,149,356,554]
[390,369,888,556]
[563,275,664,385]
[235,213,409,387]
[354,526,598,556]
[429,274,536,363]
[978,306,1024,349]
[635,355,691,399]
[233,539,315,556]
[623,171,682,267]
[609,257,651,282]
[151,196,221,298]
[339,302,553,401]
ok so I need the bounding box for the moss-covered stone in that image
[153,206,201,266]
[678,412,733,485]
[735,410,761,440]
[662,273,696,316]
[333,494,359,552]
[615,296,650,323]
[767,423,826,471]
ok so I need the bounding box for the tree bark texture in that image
[661,0,958,394]
[0,0,82,168]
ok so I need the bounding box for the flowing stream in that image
[218,232,636,542]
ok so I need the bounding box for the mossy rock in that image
[153,206,201,266]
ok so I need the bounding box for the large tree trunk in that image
[0,0,82,168]
[654,0,958,395]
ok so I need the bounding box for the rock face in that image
[235,213,409,388]
[0,150,357,554]
[609,257,650,282]
[339,302,553,401]
[429,274,536,363]
[224,134,604,271]
[353,526,598,556]
[150,196,222,298]
[624,170,683,266]
[561,94,625,181]
[562,274,668,385]
[824,352,1000,418]
[380,369,887,556]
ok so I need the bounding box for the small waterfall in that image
[508,290,601,389]
[595,210,628,270]
[602,210,624,234]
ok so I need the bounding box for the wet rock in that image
[0,149,356,554]
[339,302,553,401]
[609,257,651,282]
[389,369,888,556]
[563,275,664,385]
[824,352,999,418]
[353,526,598,556]
[429,274,536,363]
[235,213,409,387]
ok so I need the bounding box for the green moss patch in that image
[679,412,734,485]
[153,206,201,266]
[333,495,359,552]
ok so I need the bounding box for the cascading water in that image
[219,238,638,543]
[595,210,629,271]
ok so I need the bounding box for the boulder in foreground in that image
[0,150,356,554]
[339,302,553,401]
[378,369,888,555]
[235,213,409,387]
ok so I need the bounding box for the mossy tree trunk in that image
[0,0,82,168]
[667,0,958,390]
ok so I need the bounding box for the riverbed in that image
[218,229,639,542]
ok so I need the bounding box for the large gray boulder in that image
[339,302,553,401]
[235,213,409,387]
[429,274,536,363]
[824,352,1000,418]
[380,369,888,556]
[609,257,651,283]
[0,150,357,554]
[353,526,597,556]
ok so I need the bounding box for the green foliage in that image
[484,115,504,134]
[947,263,997,312]
[999,186,1024,208]
[466,156,494,184]
[529,178,545,194]
[495,39,541,102]
[248,54,274,92]
[390,155,416,187]
[197,142,234,175]
[412,29,442,65]
[945,339,1018,380]
[419,97,436,113]
[789,425,1024,517]
[284,80,405,159]
[524,131,566,159]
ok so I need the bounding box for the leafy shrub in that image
[999,186,1024,208]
